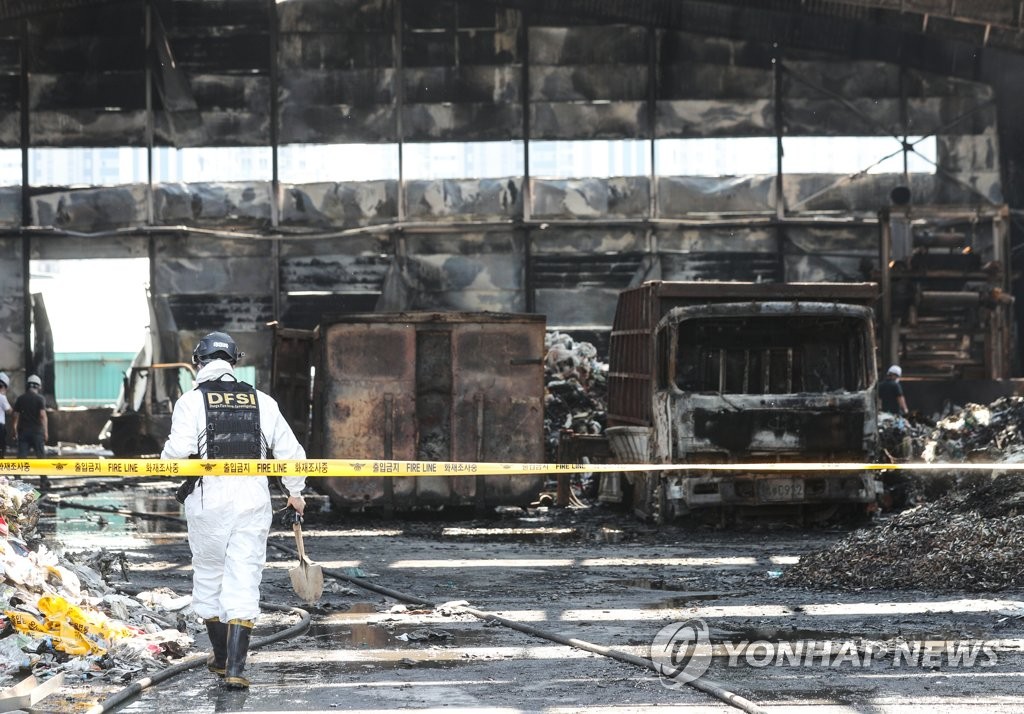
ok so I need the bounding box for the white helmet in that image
[887,365,902,377]
[27,374,41,387]
[0,372,7,387]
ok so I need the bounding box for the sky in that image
[31,258,150,354]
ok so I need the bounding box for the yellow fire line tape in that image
[0,458,1016,478]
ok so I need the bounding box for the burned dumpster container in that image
[309,312,547,512]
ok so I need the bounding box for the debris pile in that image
[0,480,193,688]
[543,331,608,462]
[919,397,1024,463]
[782,396,1024,591]
[782,472,1024,592]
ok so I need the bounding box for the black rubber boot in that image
[205,618,228,676]
[224,619,253,689]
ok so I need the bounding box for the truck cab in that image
[606,281,881,523]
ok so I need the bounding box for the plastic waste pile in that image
[0,479,194,687]
[543,331,608,462]
[919,397,1024,463]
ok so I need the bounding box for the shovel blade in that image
[289,561,324,604]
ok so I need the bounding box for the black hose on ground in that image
[268,540,768,714]
[58,495,766,713]
[459,605,767,714]
[84,602,310,714]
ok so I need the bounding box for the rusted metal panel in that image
[531,177,650,219]
[658,176,775,214]
[450,321,545,501]
[32,186,147,231]
[280,181,397,228]
[315,312,545,510]
[154,183,273,226]
[316,321,422,507]
[406,178,521,221]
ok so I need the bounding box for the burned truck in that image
[604,281,882,523]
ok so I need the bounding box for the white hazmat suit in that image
[161,359,306,622]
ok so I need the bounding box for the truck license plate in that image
[761,479,805,502]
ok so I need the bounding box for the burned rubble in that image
[0,481,195,689]
[782,396,1024,592]
[542,331,608,463]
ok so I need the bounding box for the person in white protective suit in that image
[161,331,307,689]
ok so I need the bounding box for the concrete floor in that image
[35,483,1024,713]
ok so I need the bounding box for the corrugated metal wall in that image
[54,352,134,406]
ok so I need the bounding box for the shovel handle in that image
[292,522,307,563]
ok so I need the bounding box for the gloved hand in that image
[286,494,305,517]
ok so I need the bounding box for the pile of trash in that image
[919,397,1024,463]
[542,331,608,462]
[0,480,194,689]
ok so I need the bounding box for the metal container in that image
[311,312,547,512]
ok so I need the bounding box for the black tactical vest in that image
[198,379,262,459]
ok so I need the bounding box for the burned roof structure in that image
[0,0,1021,386]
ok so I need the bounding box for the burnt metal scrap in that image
[780,471,1024,592]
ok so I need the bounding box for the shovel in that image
[288,511,324,604]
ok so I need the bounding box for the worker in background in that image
[161,331,307,689]
[12,375,50,491]
[879,364,912,460]
[12,375,47,458]
[879,364,909,416]
[0,373,11,458]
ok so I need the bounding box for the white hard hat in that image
[0,372,7,387]
[27,374,41,387]
[887,365,902,377]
